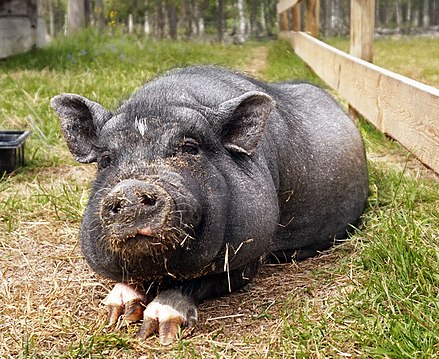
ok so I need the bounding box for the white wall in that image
[0,0,47,59]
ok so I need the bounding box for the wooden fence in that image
[277,0,439,174]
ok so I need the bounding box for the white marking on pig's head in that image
[135,116,148,137]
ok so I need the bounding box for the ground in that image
[0,45,437,358]
[1,154,350,358]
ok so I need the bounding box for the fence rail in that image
[277,1,439,174]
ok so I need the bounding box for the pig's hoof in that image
[103,283,146,327]
[136,289,198,345]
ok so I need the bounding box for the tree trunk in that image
[197,0,208,38]
[67,0,85,33]
[321,0,327,36]
[249,0,257,37]
[144,12,150,36]
[95,0,105,31]
[84,0,90,26]
[260,1,267,36]
[434,0,439,25]
[263,0,272,36]
[422,0,430,27]
[191,0,198,36]
[395,0,402,32]
[331,0,340,35]
[376,0,380,28]
[217,0,224,42]
[49,0,55,37]
[167,0,177,39]
[183,0,192,38]
[236,0,246,43]
[156,0,165,39]
[27,0,38,48]
[412,8,419,28]
[128,14,133,33]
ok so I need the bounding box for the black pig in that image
[51,66,368,344]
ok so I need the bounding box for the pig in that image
[51,65,368,345]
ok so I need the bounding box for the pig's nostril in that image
[141,194,157,207]
[111,200,123,214]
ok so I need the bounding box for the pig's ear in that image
[218,91,275,155]
[50,93,111,163]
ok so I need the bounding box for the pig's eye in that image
[99,154,112,169]
[181,139,199,155]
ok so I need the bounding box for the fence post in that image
[305,0,319,37]
[291,4,301,31]
[349,0,376,118]
[280,10,288,31]
[350,0,375,61]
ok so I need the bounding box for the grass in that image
[324,36,439,88]
[0,29,256,168]
[1,33,438,358]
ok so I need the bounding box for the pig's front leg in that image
[137,290,198,345]
[103,262,258,345]
[103,283,197,345]
[103,283,147,327]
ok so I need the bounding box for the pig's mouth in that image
[135,225,194,247]
[103,218,200,281]
[106,221,196,253]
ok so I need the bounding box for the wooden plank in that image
[305,0,320,37]
[350,0,376,62]
[279,31,439,173]
[349,0,376,119]
[277,0,302,14]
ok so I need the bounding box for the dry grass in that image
[5,158,432,358]
[1,40,438,358]
[0,164,103,356]
[0,163,350,357]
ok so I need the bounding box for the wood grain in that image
[277,0,302,15]
[280,31,439,173]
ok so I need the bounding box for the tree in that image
[422,0,430,27]
[167,0,177,40]
[67,0,86,32]
[95,0,105,31]
[38,0,439,40]
[236,0,246,43]
[395,0,403,31]
[248,0,257,36]
[217,0,224,42]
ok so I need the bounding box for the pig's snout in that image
[100,179,173,235]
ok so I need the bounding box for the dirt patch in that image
[0,183,346,356]
[0,155,350,357]
[0,164,101,356]
[240,46,268,79]
[368,151,439,181]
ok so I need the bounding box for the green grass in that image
[0,29,256,168]
[248,116,438,357]
[263,40,324,85]
[1,32,438,358]
[276,160,439,357]
[324,36,439,88]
